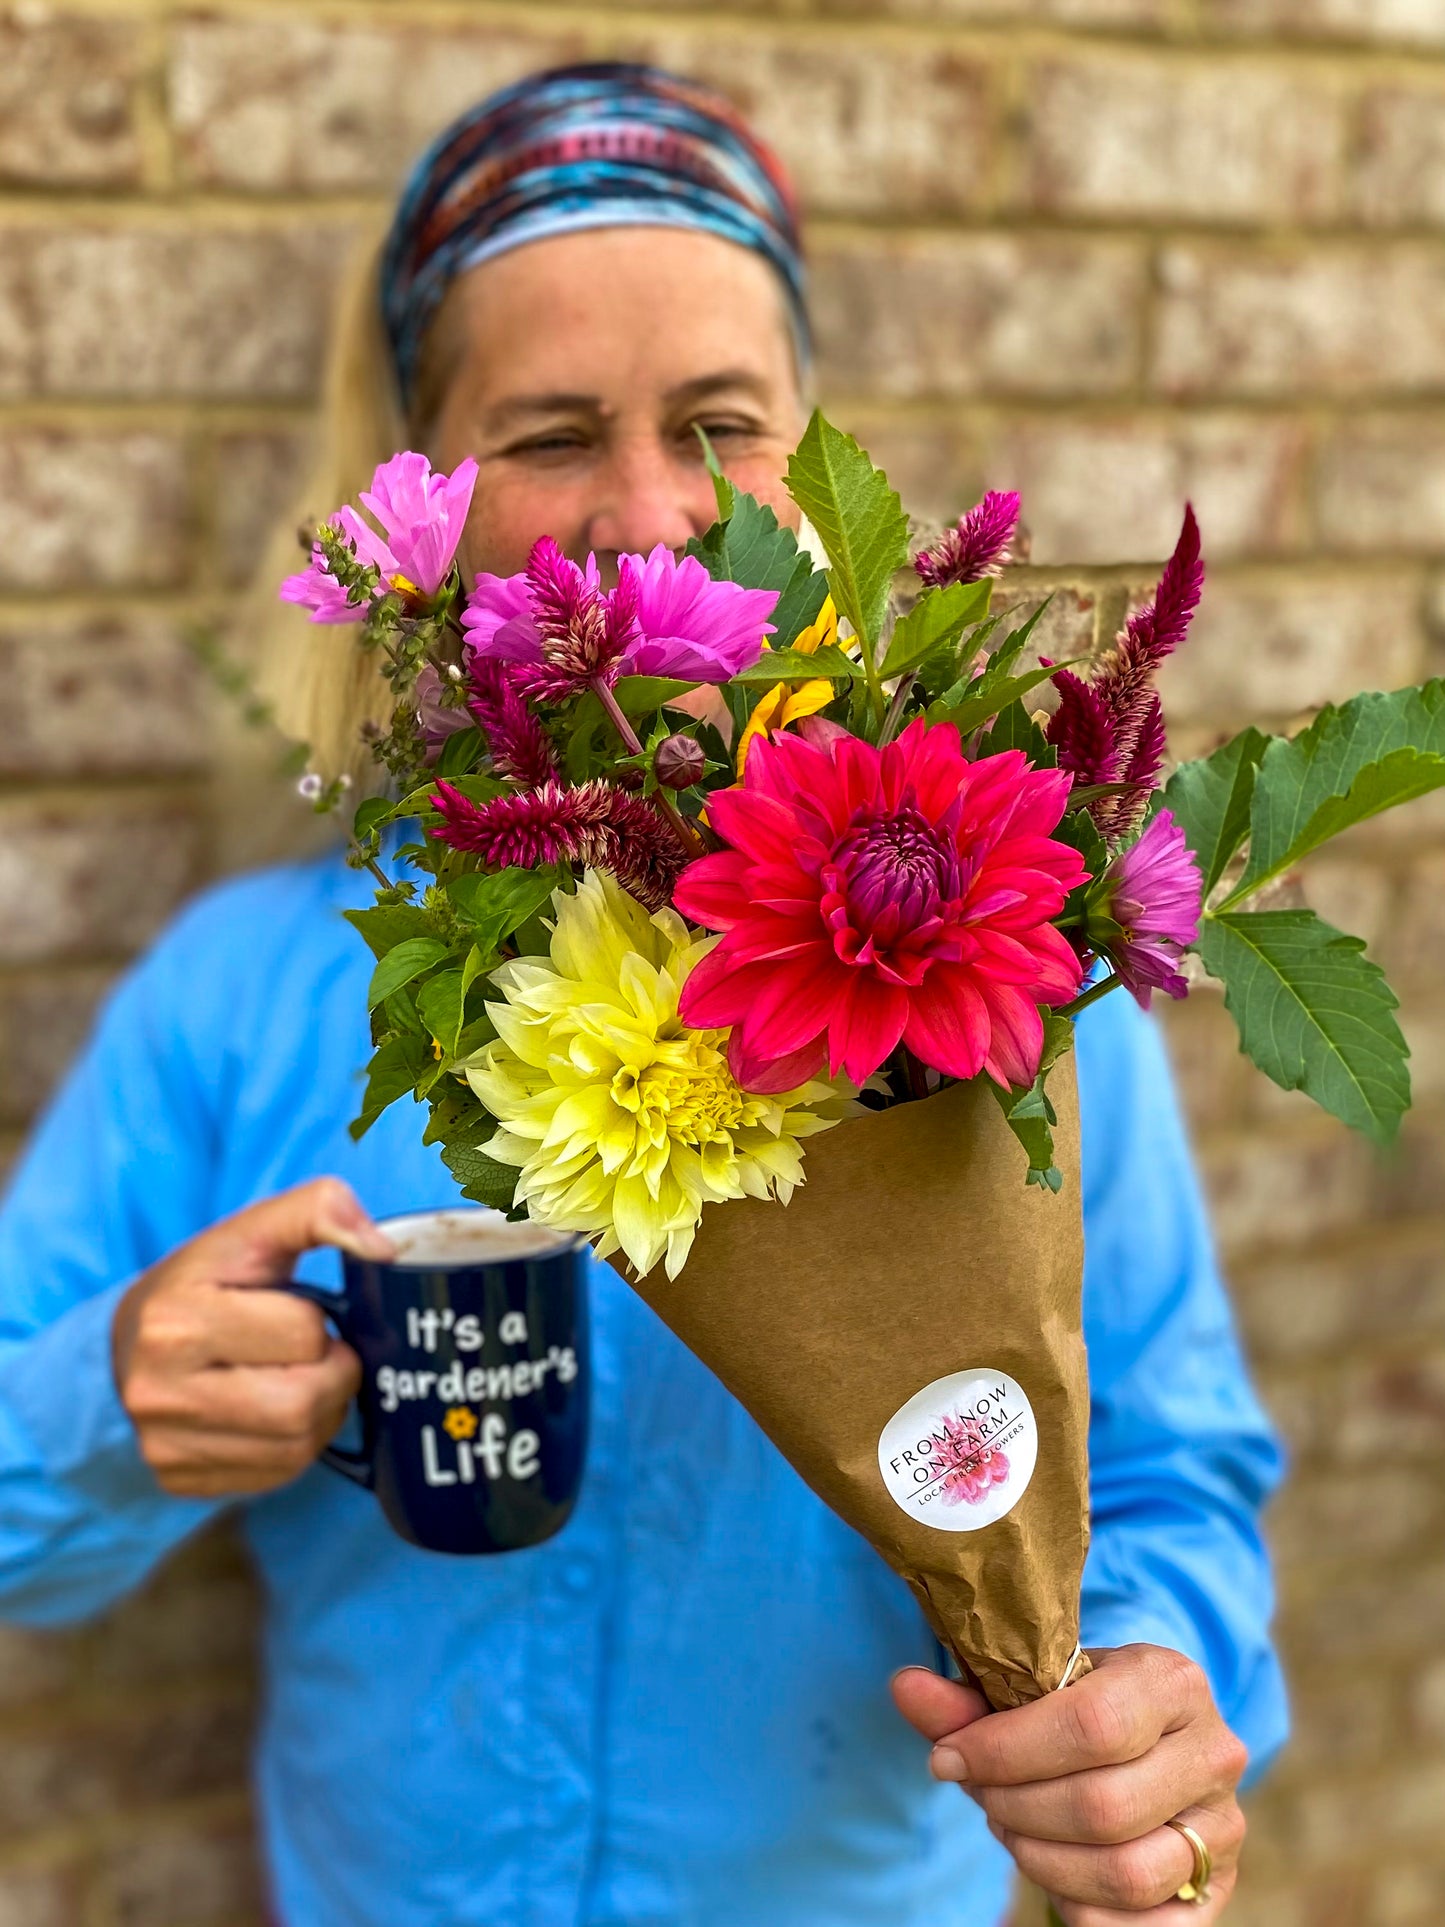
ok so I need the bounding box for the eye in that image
[503,431,590,459]
[688,416,761,449]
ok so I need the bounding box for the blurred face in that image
[424,225,807,586]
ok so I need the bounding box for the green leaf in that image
[978,700,1056,765]
[352,796,393,843]
[685,487,831,651]
[367,937,450,1009]
[1224,682,1445,908]
[731,642,860,683]
[448,867,562,953]
[1197,908,1409,1144]
[880,579,992,680]
[344,902,435,962]
[784,410,909,650]
[439,1138,521,1210]
[435,724,484,777]
[416,969,467,1056]
[935,659,1077,739]
[988,1014,1075,1191]
[349,1032,432,1140]
[1163,727,1270,899]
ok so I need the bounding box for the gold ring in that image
[1165,1818,1213,1906]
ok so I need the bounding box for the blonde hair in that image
[251,231,411,783]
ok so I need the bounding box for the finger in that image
[997,1800,1242,1913]
[1051,1860,1237,1926]
[139,1343,361,1441]
[977,1730,1204,1844]
[193,1178,395,1286]
[938,1648,1202,1788]
[190,1284,333,1368]
[890,1666,991,1746]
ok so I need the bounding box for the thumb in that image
[890,1664,991,1747]
[201,1177,396,1283]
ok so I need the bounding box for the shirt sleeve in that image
[0,912,229,1627]
[1074,990,1289,1779]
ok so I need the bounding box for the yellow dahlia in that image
[462,870,849,1280]
[735,594,839,776]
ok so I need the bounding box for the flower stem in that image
[592,676,708,863]
[358,850,394,893]
[878,670,916,747]
[1058,971,1123,1020]
[858,632,888,737]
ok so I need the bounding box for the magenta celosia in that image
[465,656,559,789]
[428,777,687,911]
[279,452,478,622]
[1047,505,1204,834]
[1097,809,1202,1008]
[462,538,777,698]
[913,490,1022,588]
[675,716,1088,1093]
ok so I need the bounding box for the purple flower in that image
[279,452,478,622]
[429,776,688,911]
[1096,809,1202,1009]
[914,490,1021,588]
[1047,506,1204,836]
[623,544,778,682]
[415,663,474,760]
[462,538,777,698]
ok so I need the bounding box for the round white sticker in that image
[877,1368,1037,1532]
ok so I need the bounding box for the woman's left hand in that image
[892,1645,1249,1923]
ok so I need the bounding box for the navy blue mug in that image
[286,1207,589,1555]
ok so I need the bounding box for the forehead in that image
[442,225,800,403]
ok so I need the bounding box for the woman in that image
[0,65,1283,1927]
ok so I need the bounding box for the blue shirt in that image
[0,855,1287,1927]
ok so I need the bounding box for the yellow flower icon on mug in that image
[442,1407,479,1442]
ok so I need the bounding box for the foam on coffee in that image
[381,1208,577,1267]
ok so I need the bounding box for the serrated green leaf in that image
[344,902,434,962]
[367,937,450,1009]
[349,1032,432,1140]
[439,1138,521,1209]
[685,487,831,651]
[880,579,992,680]
[731,642,860,683]
[1197,908,1409,1143]
[448,867,562,953]
[1164,727,1270,899]
[962,698,1056,766]
[988,1013,1075,1190]
[784,410,908,650]
[1224,682,1445,909]
[935,659,1078,738]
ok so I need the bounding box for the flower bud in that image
[653,732,706,790]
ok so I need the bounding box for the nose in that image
[583,431,714,575]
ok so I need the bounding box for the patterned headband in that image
[379,62,810,409]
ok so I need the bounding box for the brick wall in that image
[1,3,1443,1922]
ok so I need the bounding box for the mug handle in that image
[279,1278,376,1491]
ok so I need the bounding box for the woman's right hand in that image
[111,1178,394,1498]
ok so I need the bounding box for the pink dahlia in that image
[675,717,1088,1093]
[462,538,777,698]
[928,1412,1010,1509]
[914,490,1021,589]
[280,452,477,621]
[1095,809,1202,1008]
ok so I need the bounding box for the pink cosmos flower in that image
[462,538,777,697]
[928,1412,1011,1508]
[279,452,478,622]
[1097,809,1202,1008]
[914,491,1022,589]
[675,717,1088,1094]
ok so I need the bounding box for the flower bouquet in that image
[282,415,1445,1706]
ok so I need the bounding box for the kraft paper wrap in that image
[615,1066,1090,1710]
